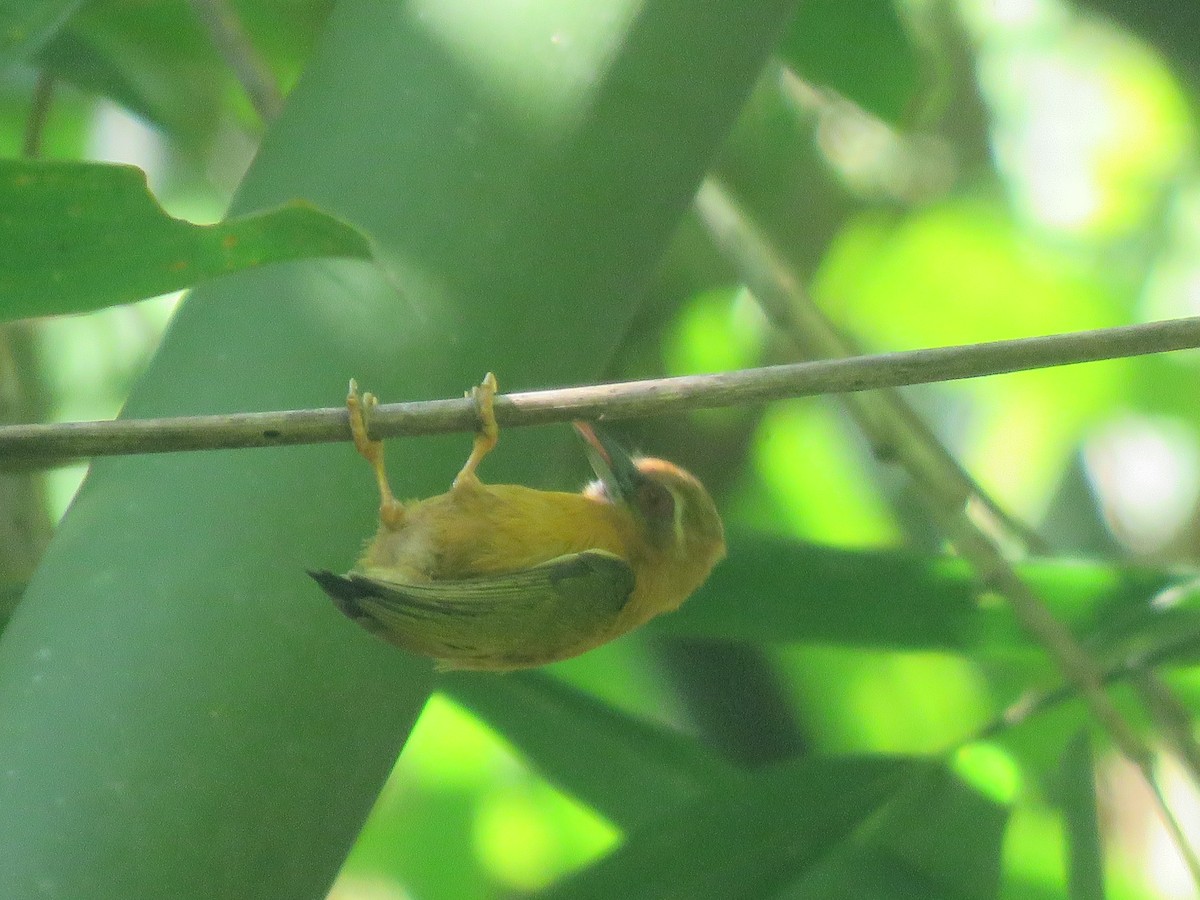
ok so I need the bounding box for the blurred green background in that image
[5,0,1200,898]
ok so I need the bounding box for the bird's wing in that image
[309,550,635,670]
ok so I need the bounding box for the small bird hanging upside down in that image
[309,373,725,671]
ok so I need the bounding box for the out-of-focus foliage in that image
[779,0,922,124]
[5,0,1200,898]
[0,0,82,59]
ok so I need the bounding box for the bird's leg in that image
[347,379,405,529]
[453,372,499,489]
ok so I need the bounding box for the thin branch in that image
[1147,769,1200,886]
[4,318,1200,469]
[978,622,1200,739]
[188,0,283,124]
[1135,672,1200,789]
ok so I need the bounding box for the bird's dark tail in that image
[307,570,374,623]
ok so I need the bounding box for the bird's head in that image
[575,421,725,575]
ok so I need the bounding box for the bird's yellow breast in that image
[358,480,635,581]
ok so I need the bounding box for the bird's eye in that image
[636,481,675,523]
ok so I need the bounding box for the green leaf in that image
[37,18,222,145]
[787,765,1009,899]
[659,534,1188,654]
[442,670,739,828]
[541,756,919,899]
[1053,731,1106,900]
[0,577,23,629]
[778,0,919,123]
[37,0,332,145]
[0,160,374,321]
[0,0,81,58]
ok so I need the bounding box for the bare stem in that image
[22,72,55,160]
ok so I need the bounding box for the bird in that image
[309,373,725,671]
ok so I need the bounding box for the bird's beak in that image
[574,421,641,503]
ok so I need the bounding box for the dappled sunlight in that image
[661,287,768,377]
[337,694,618,897]
[748,401,900,547]
[775,645,993,754]
[954,742,1022,806]
[811,197,1126,514]
[1084,416,1200,554]
[404,0,637,147]
[973,10,1192,237]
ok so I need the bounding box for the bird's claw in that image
[454,372,500,489]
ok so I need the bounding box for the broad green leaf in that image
[541,756,918,899]
[442,670,739,828]
[0,1,800,898]
[0,160,373,321]
[778,0,919,123]
[785,765,1009,898]
[0,577,22,628]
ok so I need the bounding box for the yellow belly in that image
[358,481,635,580]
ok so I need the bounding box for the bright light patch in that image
[398,693,518,790]
[1141,184,1200,321]
[1002,801,1068,892]
[473,781,619,891]
[327,874,411,900]
[752,402,898,546]
[662,287,766,376]
[1084,416,1200,553]
[1101,752,1200,898]
[953,742,1021,805]
[777,646,991,753]
[408,0,636,143]
[87,100,167,188]
[1161,750,1200,898]
[992,55,1110,230]
[474,790,557,890]
[1144,261,1200,322]
[988,0,1044,28]
[977,19,1191,237]
[959,0,1053,33]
